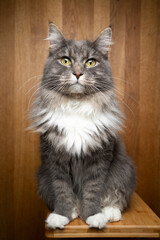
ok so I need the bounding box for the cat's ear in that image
[93,27,113,54]
[47,22,65,49]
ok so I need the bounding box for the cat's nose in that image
[73,72,83,80]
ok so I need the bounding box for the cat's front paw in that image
[86,213,107,229]
[46,213,69,229]
[102,206,122,222]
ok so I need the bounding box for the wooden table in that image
[45,193,160,238]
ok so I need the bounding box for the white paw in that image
[86,213,107,229]
[102,207,122,222]
[71,208,78,220]
[46,213,69,229]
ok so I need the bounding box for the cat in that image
[30,22,136,229]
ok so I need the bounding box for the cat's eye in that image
[61,57,71,66]
[85,59,96,68]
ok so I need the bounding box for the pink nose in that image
[73,72,83,79]
[75,73,80,79]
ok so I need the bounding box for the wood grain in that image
[138,0,160,215]
[110,0,126,115]
[45,193,160,238]
[0,1,15,239]
[123,0,140,160]
[0,0,160,240]
[62,0,94,40]
[93,0,110,38]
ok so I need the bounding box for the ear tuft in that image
[46,22,65,49]
[94,27,113,53]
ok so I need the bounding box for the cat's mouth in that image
[67,81,85,95]
[70,82,85,88]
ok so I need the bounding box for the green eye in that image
[61,57,71,66]
[85,59,96,67]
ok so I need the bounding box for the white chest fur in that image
[37,100,122,155]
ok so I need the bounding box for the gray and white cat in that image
[30,23,136,229]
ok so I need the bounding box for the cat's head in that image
[42,22,113,98]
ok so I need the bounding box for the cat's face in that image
[42,23,113,98]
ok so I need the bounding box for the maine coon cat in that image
[30,22,136,229]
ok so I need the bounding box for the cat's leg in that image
[81,181,107,229]
[79,140,118,229]
[102,138,136,223]
[37,163,76,229]
[80,162,108,229]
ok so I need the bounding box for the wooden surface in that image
[0,1,160,240]
[45,193,160,238]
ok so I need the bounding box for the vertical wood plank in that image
[93,0,110,38]
[138,0,160,215]
[14,0,44,239]
[0,1,15,239]
[62,0,94,40]
[44,0,63,28]
[156,0,160,216]
[14,0,32,239]
[123,0,140,164]
[109,0,126,123]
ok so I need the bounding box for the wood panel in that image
[0,1,15,239]
[0,0,160,240]
[138,0,160,214]
[123,0,140,159]
[14,1,44,239]
[62,0,94,40]
[93,0,110,37]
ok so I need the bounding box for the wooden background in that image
[0,0,160,239]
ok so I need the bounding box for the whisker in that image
[87,84,110,103]
[17,74,43,92]
[114,88,138,104]
[25,82,41,95]
[87,83,135,116]
[17,73,62,92]
[28,86,42,111]
[116,95,134,117]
